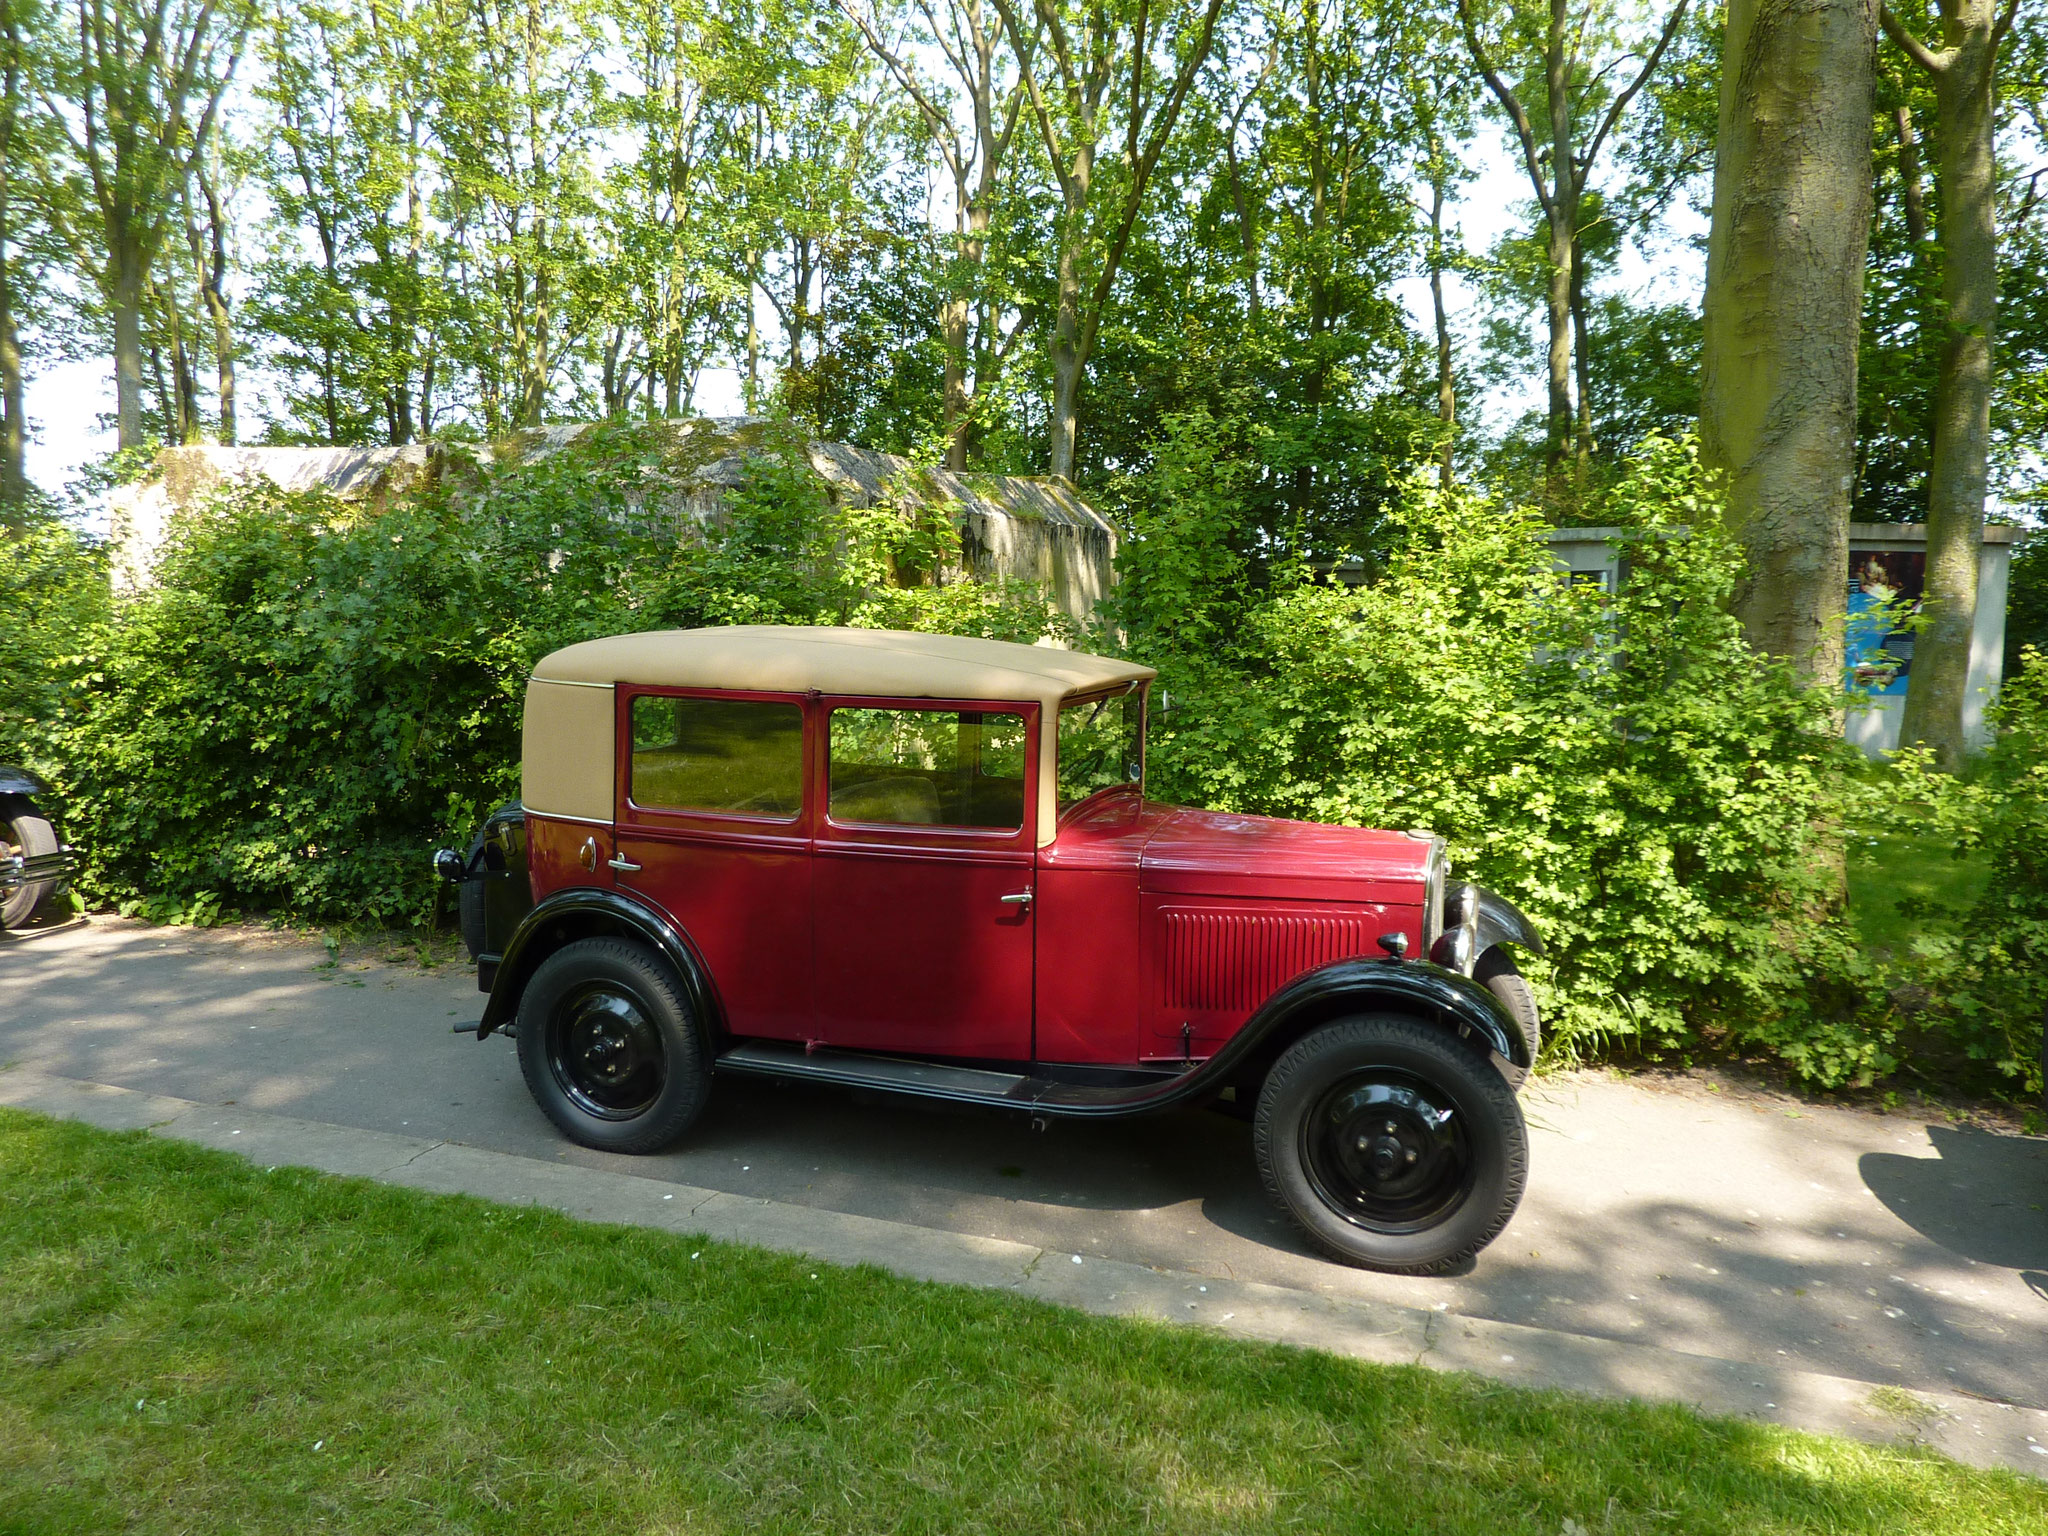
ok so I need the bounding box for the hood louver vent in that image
[1162,909,1375,1014]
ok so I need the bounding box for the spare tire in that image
[457,830,489,960]
[1,803,60,929]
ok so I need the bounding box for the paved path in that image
[4,916,2047,1475]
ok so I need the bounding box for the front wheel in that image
[1255,1015,1528,1274]
[516,937,710,1154]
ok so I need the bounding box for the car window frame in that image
[615,685,813,838]
[1053,680,1147,823]
[816,693,1039,853]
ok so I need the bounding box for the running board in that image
[714,1041,1196,1117]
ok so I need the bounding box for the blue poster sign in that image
[1844,550,1924,697]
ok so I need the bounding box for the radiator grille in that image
[1162,909,1374,1014]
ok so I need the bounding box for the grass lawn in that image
[1846,825,1991,960]
[3,1112,2044,1534]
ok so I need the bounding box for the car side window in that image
[630,694,804,818]
[829,707,1026,830]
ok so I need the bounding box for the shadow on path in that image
[1859,1125,2048,1271]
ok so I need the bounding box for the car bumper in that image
[1,845,79,900]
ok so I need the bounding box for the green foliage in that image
[1885,651,2048,1098]
[0,509,112,782]
[2003,527,2048,676]
[25,426,1062,924]
[1112,431,1895,1083]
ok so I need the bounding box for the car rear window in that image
[630,695,803,817]
[829,707,1027,830]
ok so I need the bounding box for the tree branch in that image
[1992,0,2020,48]
[1581,0,1689,175]
[1878,3,1947,75]
[1455,0,1553,214]
[1076,0,1225,363]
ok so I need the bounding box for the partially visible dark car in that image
[0,767,78,929]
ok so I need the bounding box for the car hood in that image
[1139,807,1433,904]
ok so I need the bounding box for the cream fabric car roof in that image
[532,625,1155,707]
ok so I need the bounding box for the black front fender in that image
[1034,956,1532,1120]
[1238,956,1532,1070]
[0,764,46,800]
[1469,884,1544,957]
[477,887,722,1046]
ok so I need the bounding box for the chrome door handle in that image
[607,855,643,874]
[999,889,1033,907]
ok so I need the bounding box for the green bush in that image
[1109,425,1891,1083]
[10,418,2038,1099]
[32,424,1061,925]
[0,507,112,783]
[1886,650,2048,1098]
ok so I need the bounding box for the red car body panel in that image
[524,688,1435,1070]
[527,814,609,899]
[1139,808,1430,904]
[1032,791,1166,1063]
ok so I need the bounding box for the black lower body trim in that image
[714,1041,1193,1117]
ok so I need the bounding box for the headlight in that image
[1431,881,1480,973]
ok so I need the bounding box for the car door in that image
[610,687,813,1042]
[811,698,1037,1061]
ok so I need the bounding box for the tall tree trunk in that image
[1570,228,1595,475]
[112,231,149,450]
[941,291,970,470]
[0,0,22,520]
[1542,0,1577,474]
[1428,172,1455,490]
[1048,223,1084,481]
[744,251,760,410]
[1700,0,1879,682]
[0,238,23,519]
[186,172,234,444]
[1893,102,1930,246]
[1887,0,2012,769]
[942,198,989,471]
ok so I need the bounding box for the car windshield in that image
[1056,686,1144,811]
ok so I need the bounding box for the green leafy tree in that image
[992,0,1226,479]
[27,0,250,449]
[249,0,453,443]
[1454,0,1690,485]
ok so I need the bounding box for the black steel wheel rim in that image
[546,981,667,1120]
[1300,1068,1474,1234]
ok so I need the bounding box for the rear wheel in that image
[1255,1014,1527,1274]
[1,802,59,929]
[516,938,710,1154]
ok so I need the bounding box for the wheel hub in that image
[548,984,666,1119]
[1302,1071,1473,1235]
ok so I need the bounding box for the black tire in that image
[1475,946,1540,1081]
[1,804,59,930]
[457,857,488,961]
[516,937,711,1154]
[1255,1014,1528,1274]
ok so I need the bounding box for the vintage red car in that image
[439,626,1545,1272]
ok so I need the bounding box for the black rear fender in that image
[477,888,721,1049]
